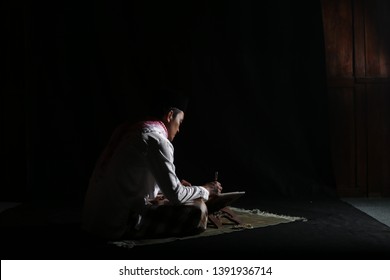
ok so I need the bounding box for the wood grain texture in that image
[322,0,390,196]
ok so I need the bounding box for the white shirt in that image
[82,120,209,239]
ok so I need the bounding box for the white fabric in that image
[82,121,209,239]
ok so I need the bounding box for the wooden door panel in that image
[367,84,390,195]
[328,87,357,191]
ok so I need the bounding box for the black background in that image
[2,0,335,203]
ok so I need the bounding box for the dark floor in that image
[342,197,390,227]
[1,196,390,260]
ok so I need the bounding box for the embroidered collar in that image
[142,120,168,138]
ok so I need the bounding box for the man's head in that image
[162,107,185,141]
[148,88,189,141]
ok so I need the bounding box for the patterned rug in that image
[109,207,307,249]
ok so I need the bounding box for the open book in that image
[206,191,245,213]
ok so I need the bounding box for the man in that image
[82,90,222,240]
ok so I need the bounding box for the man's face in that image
[166,111,184,141]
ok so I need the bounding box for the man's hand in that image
[203,181,222,198]
[149,194,169,205]
[181,179,192,186]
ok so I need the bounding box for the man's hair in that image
[167,107,183,118]
[148,88,189,118]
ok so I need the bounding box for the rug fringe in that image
[230,207,308,222]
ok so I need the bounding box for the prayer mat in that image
[108,207,307,249]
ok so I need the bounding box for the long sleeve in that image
[146,133,209,204]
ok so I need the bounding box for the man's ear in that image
[166,110,174,122]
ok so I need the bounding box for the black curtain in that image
[1,0,334,202]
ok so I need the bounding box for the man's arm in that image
[146,136,209,204]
